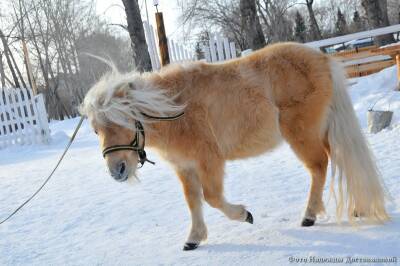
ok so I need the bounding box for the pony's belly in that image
[226,124,282,160]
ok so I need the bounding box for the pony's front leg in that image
[175,167,207,251]
[198,157,253,224]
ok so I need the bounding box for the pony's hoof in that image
[245,211,254,224]
[301,218,315,227]
[183,243,199,251]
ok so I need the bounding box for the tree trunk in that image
[306,0,322,40]
[121,0,152,72]
[361,0,395,45]
[8,45,27,89]
[0,29,20,88]
[0,53,5,87]
[240,0,266,50]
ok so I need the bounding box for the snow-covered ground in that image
[0,66,399,265]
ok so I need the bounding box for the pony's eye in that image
[94,130,98,135]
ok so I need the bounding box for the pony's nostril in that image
[119,162,126,175]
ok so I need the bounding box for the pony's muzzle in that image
[109,160,129,182]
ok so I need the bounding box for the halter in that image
[102,112,184,167]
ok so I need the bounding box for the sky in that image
[95,0,182,41]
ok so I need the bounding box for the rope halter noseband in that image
[102,112,185,167]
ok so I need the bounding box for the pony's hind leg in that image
[301,150,328,226]
[281,124,329,226]
[197,157,253,224]
[175,166,207,251]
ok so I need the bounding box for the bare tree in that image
[335,8,348,36]
[0,29,21,88]
[0,0,150,119]
[2,0,117,119]
[350,10,366,33]
[177,0,247,50]
[77,23,134,88]
[8,0,94,88]
[305,0,322,40]
[387,0,400,25]
[240,0,266,50]
[361,0,395,45]
[0,53,5,87]
[121,0,152,72]
[256,0,295,43]
[294,10,307,42]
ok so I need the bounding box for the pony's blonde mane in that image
[80,66,185,130]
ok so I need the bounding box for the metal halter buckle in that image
[102,121,154,167]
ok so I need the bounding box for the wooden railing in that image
[305,24,400,82]
[306,24,400,49]
[332,44,400,78]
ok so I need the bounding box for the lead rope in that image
[0,116,85,225]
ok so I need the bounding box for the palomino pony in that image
[80,42,389,251]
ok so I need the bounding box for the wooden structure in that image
[143,20,193,70]
[22,39,38,95]
[333,44,400,78]
[0,87,50,148]
[155,12,170,66]
[307,24,400,49]
[306,24,400,81]
[397,54,400,89]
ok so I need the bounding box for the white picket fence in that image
[0,87,50,148]
[143,21,240,67]
[143,21,194,70]
[168,39,194,63]
[203,33,238,63]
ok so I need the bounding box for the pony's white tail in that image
[327,60,389,223]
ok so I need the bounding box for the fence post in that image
[167,38,174,62]
[12,89,30,144]
[179,45,185,61]
[223,38,231,60]
[230,42,237,59]
[202,45,211,62]
[216,34,224,61]
[396,54,400,90]
[2,90,15,145]
[184,49,190,61]
[149,24,161,69]
[0,89,11,147]
[22,39,37,95]
[155,12,170,66]
[20,88,36,142]
[173,41,180,61]
[35,94,50,143]
[209,34,217,62]
[143,21,157,71]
